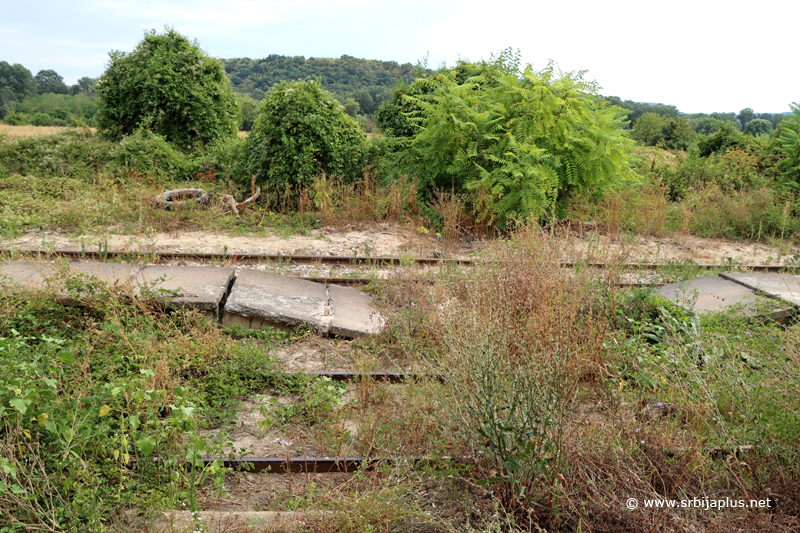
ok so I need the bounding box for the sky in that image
[1,0,797,114]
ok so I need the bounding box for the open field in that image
[0,124,94,137]
[0,124,250,139]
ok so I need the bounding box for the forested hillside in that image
[0,54,788,135]
[223,55,428,115]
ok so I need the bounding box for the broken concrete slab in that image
[719,272,800,307]
[656,275,771,316]
[328,284,384,338]
[222,269,331,333]
[221,270,384,337]
[656,275,792,321]
[134,266,235,318]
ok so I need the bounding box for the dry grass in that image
[0,124,96,137]
[0,124,249,139]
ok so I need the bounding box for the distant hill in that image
[222,55,430,115]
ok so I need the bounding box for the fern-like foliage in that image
[774,102,800,190]
[393,55,636,226]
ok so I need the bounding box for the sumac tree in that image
[394,58,635,226]
[774,103,800,189]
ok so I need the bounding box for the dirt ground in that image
[3,224,799,265]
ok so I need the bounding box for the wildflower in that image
[656,402,664,407]
[745,331,750,335]
[634,428,640,433]
[641,440,645,444]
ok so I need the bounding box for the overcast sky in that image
[1,0,797,114]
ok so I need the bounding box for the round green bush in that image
[243,80,367,191]
[95,28,240,150]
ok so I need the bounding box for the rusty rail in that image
[3,248,796,272]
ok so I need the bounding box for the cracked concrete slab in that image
[134,266,235,318]
[221,270,384,337]
[2,261,385,336]
[656,275,792,321]
[719,272,800,307]
[222,269,331,333]
[328,284,384,338]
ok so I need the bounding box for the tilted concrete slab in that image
[656,275,792,321]
[719,272,800,307]
[2,262,385,336]
[134,266,235,318]
[329,284,385,338]
[222,269,332,333]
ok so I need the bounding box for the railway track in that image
[2,248,795,272]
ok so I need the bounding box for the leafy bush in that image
[633,113,694,150]
[393,56,635,226]
[697,122,761,157]
[744,118,774,136]
[660,148,770,199]
[0,129,115,181]
[242,80,367,191]
[110,128,190,183]
[95,28,240,149]
[774,102,800,189]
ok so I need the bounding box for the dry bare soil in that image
[3,224,799,265]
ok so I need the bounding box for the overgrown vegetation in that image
[0,266,299,530]
[95,28,240,149]
[242,80,368,192]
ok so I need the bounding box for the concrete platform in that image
[133,266,234,318]
[222,269,332,333]
[719,272,800,306]
[656,275,792,321]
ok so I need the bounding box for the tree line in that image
[0,61,98,126]
[600,96,788,150]
[0,54,791,141]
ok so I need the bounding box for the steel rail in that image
[201,456,437,473]
[0,248,474,265]
[2,248,795,272]
[201,444,749,474]
[305,371,439,383]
